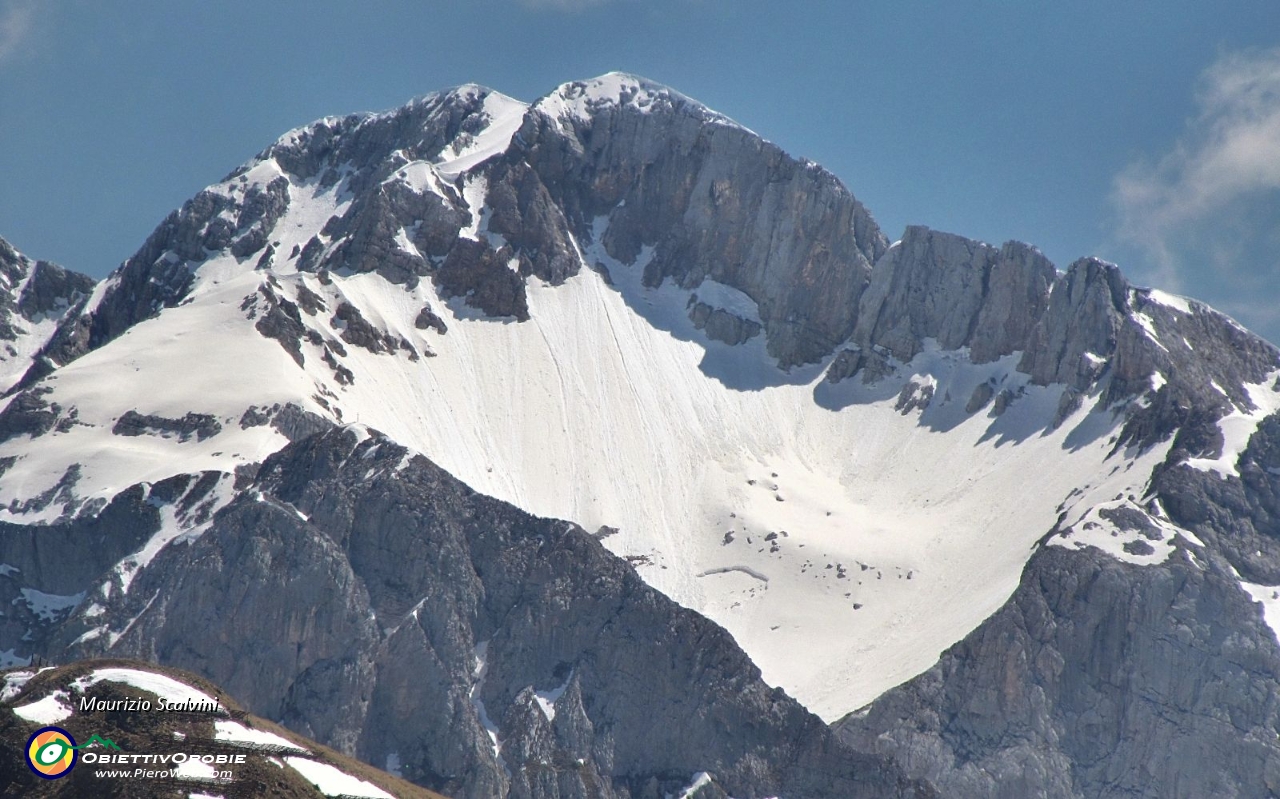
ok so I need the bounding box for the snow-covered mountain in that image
[4,72,1280,797]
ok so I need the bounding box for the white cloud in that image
[0,0,35,62]
[1112,47,1280,295]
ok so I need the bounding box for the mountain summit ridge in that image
[2,74,1280,797]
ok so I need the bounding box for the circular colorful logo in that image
[26,726,77,779]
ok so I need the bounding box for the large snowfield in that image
[0,89,1197,721]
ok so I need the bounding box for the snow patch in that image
[691,280,762,324]
[536,72,748,134]
[114,474,236,595]
[1047,496,1202,566]
[283,756,394,798]
[1148,289,1193,314]
[469,640,509,775]
[70,668,222,711]
[174,757,220,781]
[1185,372,1280,478]
[1241,580,1280,644]
[434,91,528,180]
[1132,311,1169,352]
[12,690,73,724]
[214,719,308,752]
[533,671,573,722]
[677,771,714,799]
[1,669,35,701]
[17,588,83,622]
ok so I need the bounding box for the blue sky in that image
[3,1,1280,340]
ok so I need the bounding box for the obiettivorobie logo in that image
[25,727,120,780]
[25,728,121,779]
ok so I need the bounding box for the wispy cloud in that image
[0,0,36,62]
[1112,47,1280,299]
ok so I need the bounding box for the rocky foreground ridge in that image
[0,657,445,798]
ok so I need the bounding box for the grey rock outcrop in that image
[35,429,933,799]
[852,227,1054,363]
[516,75,887,368]
[0,237,95,392]
[1019,257,1129,389]
[112,409,223,442]
[837,532,1280,798]
[0,386,62,443]
[688,300,762,346]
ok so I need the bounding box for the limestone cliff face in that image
[514,75,887,368]
[43,429,932,799]
[851,226,1056,363]
[837,543,1280,799]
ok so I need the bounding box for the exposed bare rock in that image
[852,227,1055,363]
[414,304,448,335]
[688,300,762,346]
[516,75,887,368]
[824,346,893,385]
[0,386,61,443]
[966,382,995,414]
[435,239,529,321]
[38,429,933,799]
[112,410,222,442]
[332,301,398,354]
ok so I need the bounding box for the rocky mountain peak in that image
[0,237,94,393]
[534,71,745,132]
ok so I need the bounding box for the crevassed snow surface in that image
[283,756,394,798]
[0,162,1175,720]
